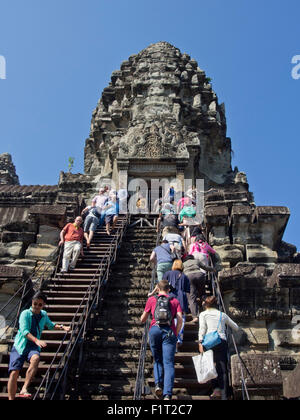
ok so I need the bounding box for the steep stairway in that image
[0,216,127,400]
[74,217,157,400]
[144,316,212,400]
[75,215,212,401]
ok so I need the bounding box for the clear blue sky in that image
[0,0,300,248]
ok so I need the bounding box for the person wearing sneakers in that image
[59,216,84,273]
[198,296,239,400]
[140,280,183,400]
[7,292,70,400]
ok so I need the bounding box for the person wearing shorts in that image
[102,194,119,236]
[81,206,101,248]
[7,292,70,400]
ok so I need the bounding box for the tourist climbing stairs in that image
[73,215,157,400]
[74,215,212,400]
[0,215,128,400]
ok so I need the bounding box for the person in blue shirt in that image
[7,292,70,400]
[102,193,119,236]
[163,260,190,347]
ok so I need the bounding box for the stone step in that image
[82,350,152,363]
[88,338,144,350]
[80,366,149,379]
[147,378,211,391]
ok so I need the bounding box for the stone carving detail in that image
[84,42,230,184]
[0,153,19,185]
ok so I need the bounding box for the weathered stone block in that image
[0,265,23,279]
[0,258,15,265]
[231,205,255,245]
[277,241,297,263]
[0,242,25,259]
[231,353,283,396]
[10,259,37,276]
[37,225,60,246]
[219,265,267,292]
[239,320,269,350]
[205,206,230,246]
[269,320,300,350]
[28,204,67,229]
[246,244,278,263]
[224,289,256,320]
[0,280,22,295]
[290,288,300,316]
[214,244,244,266]
[25,244,58,261]
[1,231,36,245]
[255,288,291,320]
[268,264,300,288]
[283,363,300,399]
[253,206,290,250]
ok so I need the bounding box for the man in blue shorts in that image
[7,292,70,400]
[102,193,119,236]
[81,205,101,247]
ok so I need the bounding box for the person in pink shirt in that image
[176,196,192,213]
[141,280,183,400]
[189,234,215,264]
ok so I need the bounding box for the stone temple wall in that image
[0,42,299,398]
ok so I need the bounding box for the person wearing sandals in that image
[7,292,70,400]
[198,296,239,400]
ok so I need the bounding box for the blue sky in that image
[0,0,300,248]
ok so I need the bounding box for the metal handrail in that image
[0,245,64,341]
[32,215,129,400]
[208,263,253,400]
[134,225,161,400]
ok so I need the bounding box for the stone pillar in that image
[117,160,129,189]
[117,159,129,214]
[176,160,188,195]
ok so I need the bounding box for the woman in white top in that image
[198,296,239,400]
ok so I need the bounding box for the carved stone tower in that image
[84,42,233,189]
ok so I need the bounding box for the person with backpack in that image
[156,211,180,236]
[141,280,183,400]
[149,240,175,282]
[81,205,102,248]
[198,296,239,400]
[189,234,216,265]
[163,231,185,259]
[7,292,70,400]
[162,260,190,347]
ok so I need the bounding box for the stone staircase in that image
[74,217,156,400]
[0,217,126,400]
[0,214,213,400]
[74,215,212,401]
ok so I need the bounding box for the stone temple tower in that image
[84,42,234,189]
[1,42,300,399]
